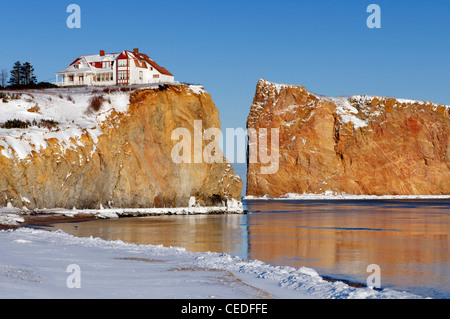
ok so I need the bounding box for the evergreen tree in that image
[20,62,37,86]
[7,61,38,87]
[8,61,21,86]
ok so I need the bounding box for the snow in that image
[319,93,449,129]
[244,191,450,200]
[0,227,422,299]
[324,96,368,129]
[226,198,243,211]
[188,196,197,208]
[0,199,245,227]
[259,79,450,130]
[0,87,130,161]
[0,213,24,226]
[80,53,120,64]
[188,85,206,95]
[0,84,202,162]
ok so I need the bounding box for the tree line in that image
[0,61,56,89]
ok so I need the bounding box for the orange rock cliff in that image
[0,84,242,209]
[246,79,450,197]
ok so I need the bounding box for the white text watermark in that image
[66,4,81,29]
[66,264,81,288]
[171,121,279,174]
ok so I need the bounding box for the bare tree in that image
[0,68,7,88]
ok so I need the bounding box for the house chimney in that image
[100,50,105,56]
[133,48,139,54]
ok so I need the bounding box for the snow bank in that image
[0,227,422,299]
[193,252,420,299]
[0,200,245,227]
[244,191,450,200]
[0,213,24,226]
[0,206,25,225]
[90,203,245,219]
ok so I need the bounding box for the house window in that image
[153,74,159,78]
[139,71,143,81]
[74,64,79,69]
[102,62,109,69]
[118,59,127,67]
[118,71,128,80]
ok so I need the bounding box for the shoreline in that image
[0,205,247,230]
[244,194,450,200]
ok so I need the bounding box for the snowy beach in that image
[0,225,421,299]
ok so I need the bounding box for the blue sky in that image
[1,0,449,134]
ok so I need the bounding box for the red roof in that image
[131,51,173,76]
[67,50,174,76]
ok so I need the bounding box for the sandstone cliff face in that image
[0,84,242,209]
[246,79,450,197]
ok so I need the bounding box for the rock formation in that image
[246,79,450,197]
[0,84,242,210]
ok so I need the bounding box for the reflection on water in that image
[44,200,450,298]
[48,214,249,258]
[244,200,449,299]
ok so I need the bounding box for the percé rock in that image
[246,79,450,197]
[0,84,242,210]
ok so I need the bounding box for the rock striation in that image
[246,79,450,197]
[0,84,242,210]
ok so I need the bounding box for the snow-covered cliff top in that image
[0,84,206,161]
[0,87,130,161]
[254,79,449,129]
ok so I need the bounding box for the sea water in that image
[43,199,449,299]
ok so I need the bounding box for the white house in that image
[55,48,174,86]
